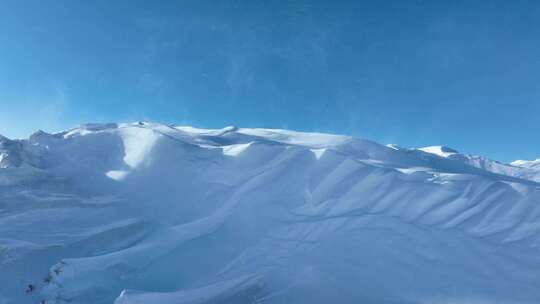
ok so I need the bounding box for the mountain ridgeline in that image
[1,122,540,304]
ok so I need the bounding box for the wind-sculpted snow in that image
[1,122,540,304]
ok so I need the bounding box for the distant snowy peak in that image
[414,145,540,182]
[416,145,540,173]
[512,158,540,169]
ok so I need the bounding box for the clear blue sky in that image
[1,0,539,162]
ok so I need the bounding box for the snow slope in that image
[1,122,540,304]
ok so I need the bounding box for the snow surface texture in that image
[1,122,540,304]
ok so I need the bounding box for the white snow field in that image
[1,122,540,304]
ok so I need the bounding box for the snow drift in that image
[1,122,540,304]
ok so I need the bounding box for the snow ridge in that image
[1,122,540,304]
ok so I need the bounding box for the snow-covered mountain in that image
[1,122,540,304]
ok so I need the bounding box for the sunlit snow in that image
[1,122,540,304]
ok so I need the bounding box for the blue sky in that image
[1,0,539,162]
